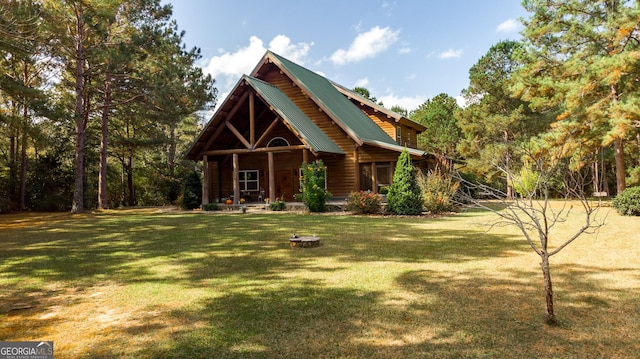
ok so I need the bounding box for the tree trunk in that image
[120,161,126,207]
[168,124,176,176]
[541,253,556,324]
[71,5,85,214]
[614,138,626,195]
[98,72,112,209]
[9,125,16,204]
[592,150,599,194]
[19,103,28,210]
[126,155,134,206]
[504,130,513,199]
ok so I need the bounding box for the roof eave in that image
[331,82,427,132]
[362,139,426,157]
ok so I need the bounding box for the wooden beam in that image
[198,91,249,155]
[202,155,210,205]
[268,152,275,202]
[202,124,226,153]
[226,91,249,122]
[233,154,240,205]
[354,147,360,191]
[303,149,309,164]
[226,120,251,149]
[249,91,255,147]
[203,145,307,157]
[371,162,378,193]
[255,117,281,148]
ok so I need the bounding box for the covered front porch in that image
[201,147,315,205]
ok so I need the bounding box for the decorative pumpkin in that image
[225,199,233,205]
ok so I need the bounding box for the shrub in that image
[513,166,540,198]
[300,160,331,212]
[417,170,459,214]
[269,198,286,211]
[613,186,640,216]
[387,149,423,215]
[202,203,220,211]
[346,191,382,214]
[181,170,202,210]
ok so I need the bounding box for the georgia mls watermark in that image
[0,341,53,359]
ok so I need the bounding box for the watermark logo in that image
[0,341,53,359]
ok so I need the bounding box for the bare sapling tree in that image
[455,154,606,324]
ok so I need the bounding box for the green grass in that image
[1,204,639,358]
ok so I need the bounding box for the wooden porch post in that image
[353,147,360,192]
[268,152,276,202]
[303,149,309,164]
[202,155,209,205]
[371,162,378,193]
[233,154,240,204]
[249,91,255,148]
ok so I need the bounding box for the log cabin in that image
[185,51,435,205]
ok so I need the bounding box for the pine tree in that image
[515,0,640,195]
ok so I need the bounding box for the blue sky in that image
[163,1,527,110]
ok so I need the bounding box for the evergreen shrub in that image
[181,170,202,210]
[613,186,640,216]
[387,149,423,215]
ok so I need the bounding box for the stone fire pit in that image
[289,235,321,248]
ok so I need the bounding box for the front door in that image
[275,169,294,201]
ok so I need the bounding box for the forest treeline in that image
[0,0,216,213]
[1,0,639,213]
[407,1,640,199]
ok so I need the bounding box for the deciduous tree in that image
[456,152,605,324]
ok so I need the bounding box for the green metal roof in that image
[243,75,344,155]
[267,51,415,151]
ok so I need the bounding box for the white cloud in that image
[330,26,400,65]
[379,93,426,112]
[268,35,314,63]
[438,48,463,59]
[497,18,519,33]
[398,47,412,54]
[203,35,313,91]
[355,77,369,88]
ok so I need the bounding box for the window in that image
[396,126,402,145]
[239,170,259,191]
[267,137,289,147]
[376,165,391,191]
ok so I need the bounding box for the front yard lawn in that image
[1,204,639,358]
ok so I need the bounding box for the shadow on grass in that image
[72,264,640,358]
[2,211,640,357]
[0,212,525,287]
[394,263,640,358]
